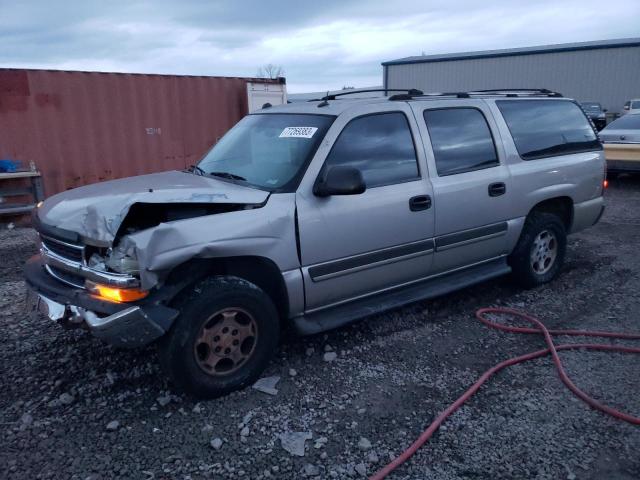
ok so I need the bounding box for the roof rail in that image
[389,88,563,101]
[310,88,424,102]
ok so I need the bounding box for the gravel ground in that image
[1,177,639,480]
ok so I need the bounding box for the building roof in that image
[382,37,640,66]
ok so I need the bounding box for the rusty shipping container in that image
[0,69,286,198]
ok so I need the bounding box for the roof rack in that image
[388,88,563,101]
[310,88,424,102]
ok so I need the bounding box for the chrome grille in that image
[40,235,85,264]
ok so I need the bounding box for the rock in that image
[20,413,33,426]
[305,347,315,357]
[202,424,214,432]
[324,344,333,352]
[355,463,367,477]
[323,352,337,362]
[320,452,328,460]
[59,393,75,405]
[157,395,171,407]
[367,451,379,464]
[358,437,372,450]
[314,436,328,449]
[289,368,297,377]
[279,431,312,456]
[106,420,120,431]
[357,408,366,415]
[240,426,250,437]
[252,376,280,395]
[210,438,223,450]
[304,464,320,477]
[192,403,203,414]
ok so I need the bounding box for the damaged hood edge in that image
[37,170,270,245]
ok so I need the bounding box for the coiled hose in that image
[370,307,640,480]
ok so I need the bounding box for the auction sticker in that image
[279,127,318,138]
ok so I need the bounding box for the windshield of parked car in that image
[605,114,640,130]
[198,113,334,191]
[581,102,602,111]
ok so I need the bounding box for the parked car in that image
[25,89,606,398]
[580,102,607,130]
[599,112,640,174]
[622,99,640,115]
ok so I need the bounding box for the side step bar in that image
[292,257,511,335]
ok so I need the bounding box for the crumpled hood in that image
[38,170,269,244]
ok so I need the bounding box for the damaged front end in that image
[25,170,275,348]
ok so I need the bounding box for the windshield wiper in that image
[188,164,206,176]
[209,171,247,181]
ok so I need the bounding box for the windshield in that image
[605,114,640,130]
[632,101,640,109]
[197,113,334,191]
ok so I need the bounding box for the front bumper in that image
[24,255,179,348]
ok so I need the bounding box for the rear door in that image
[412,100,515,273]
[296,102,435,310]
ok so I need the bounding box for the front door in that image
[296,103,435,311]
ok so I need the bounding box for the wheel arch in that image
[163,256,290,322]
[526,196,574,231]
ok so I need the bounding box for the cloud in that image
[0,0,638,92]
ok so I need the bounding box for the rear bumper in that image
[24,255,178,348]
[604,144,640,171]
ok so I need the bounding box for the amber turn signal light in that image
[90,284,148,303]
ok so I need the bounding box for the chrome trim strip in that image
[312,249,433,282]
[304,255,507,315]
[435,230,507,252]
[41,244,140,288]
[44,264,85,289]
[40,234,85,251]
[308,238,435,281]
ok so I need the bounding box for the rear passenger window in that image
[324,112,419,187]
[423,108,499,176]
[497,100,601,160]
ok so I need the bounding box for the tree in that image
[256,64,285,79]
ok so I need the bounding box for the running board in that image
[292,257,511,335]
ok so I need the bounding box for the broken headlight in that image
[88,238,140,275]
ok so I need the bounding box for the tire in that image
[508,212,567,288]
[159,276,279,398]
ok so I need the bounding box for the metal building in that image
[383,38,640,114]
[0,69,286,198]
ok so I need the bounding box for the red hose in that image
[369,307,640,480]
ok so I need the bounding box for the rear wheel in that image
[509,212,567,288]
[159,276,279,398]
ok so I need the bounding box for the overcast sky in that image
[1,0,638,93]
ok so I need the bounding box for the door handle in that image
[488,182,506,197]
[409,195,432,211]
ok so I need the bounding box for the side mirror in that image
[603,108,608,113]
[314,166,366,197]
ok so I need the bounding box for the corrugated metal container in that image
[0,69,285,197]
[383,38,640,114]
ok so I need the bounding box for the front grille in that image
[45,265,86,289]
[40,235,85,263]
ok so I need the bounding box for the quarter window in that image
[323,112,419,187]
[423,108,499,176]
[496,100,600,160]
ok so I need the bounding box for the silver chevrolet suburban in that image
[25,88,606,398]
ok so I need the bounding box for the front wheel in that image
[159,276,280,398]
[509,212,567,288]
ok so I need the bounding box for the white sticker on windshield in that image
[279,127,318,139]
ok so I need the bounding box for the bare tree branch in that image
[256,63,285,79]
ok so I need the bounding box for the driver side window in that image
[323,112,419,188]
